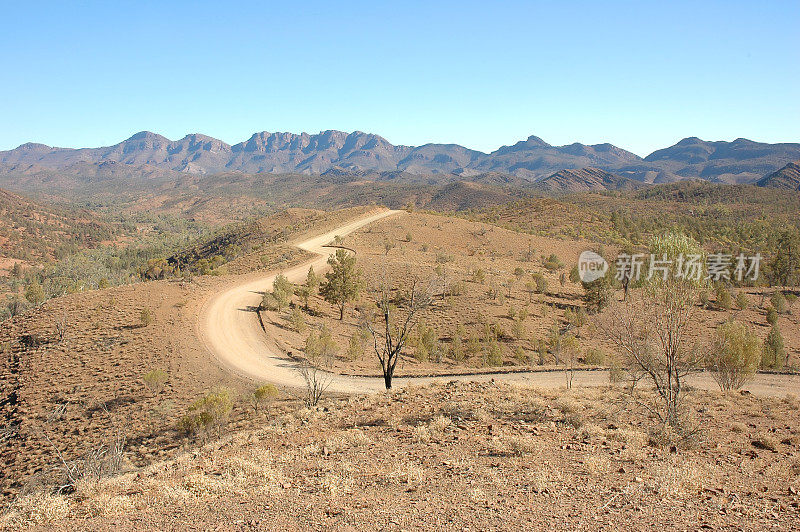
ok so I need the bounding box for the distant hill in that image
[532,167,643,193]
[0,188,118,266]
[756,161,800,191]
[642,137,800,184]
[1,131,798,187]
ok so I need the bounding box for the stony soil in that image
[2,382,798,530]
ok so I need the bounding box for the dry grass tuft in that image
[583,454,612,476]
[0,492,70,527]
[648,459,708,498]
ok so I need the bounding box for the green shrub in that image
[24,282,45,306]
[289,307,306,333]
[179,389,234,437]
[735,291,749,311]
[715,284,732,311]
[532,273,548,294]
[766,306,778,326]
[140,308,153,327]
[536,339,547,365]
[414,323,440,362]
[449,329,465,362]
[485,338,503,367]
[772,292,787,314]
[305,325,337,359]
[142,369,168,395]
[761,325,786,370]
[252,383,279,412]
[707,321,761,390]
[584,347,606,366]
[512,318,525,340]
[542,254,564,271]
[514,346,527,364]
[346,331,368,361]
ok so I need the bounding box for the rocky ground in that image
[2,381,798,530]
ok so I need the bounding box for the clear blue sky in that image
[1,1,798,156]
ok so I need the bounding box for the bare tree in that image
[363,267,438,390]
[297,356,331,407]
[599,281,700,426]
[54,309,68,343]
[296,328,335,406]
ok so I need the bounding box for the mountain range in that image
[1,130,798,186]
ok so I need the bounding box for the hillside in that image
[756,161,800,191]
[0,189,118,268]
[532,167,643,193]
[2,131,798,186]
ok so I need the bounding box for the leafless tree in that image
[599,281,701,426]
[54,310,68,343]
[296,349,333,407]
[363,266,438,390]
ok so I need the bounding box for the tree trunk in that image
[339,304,344,320]
[383,371,393,390]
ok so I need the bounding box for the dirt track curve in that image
[198,209,800,397]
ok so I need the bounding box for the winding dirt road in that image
[198,209,800,397]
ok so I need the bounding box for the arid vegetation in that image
[3,382,799,529]
[1,195,799,529]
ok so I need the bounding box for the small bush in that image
[735,291,749,311]
[771,292,787,314]
[532,273,548,294]
[707,320,761,390]
[514,346,527,364]
[485,338,503,367]
[251,383,279,412]
[142,369,168,395]
[305,325,338,359]
[766,306,778,326]
[288,307,306,333]
[698,290,710,309]
[583,347,605,366]
[508,305,517,320]
[178,389,234,438]
[414,323,440,362]
[139,308,153,327]
[715,284,732,311]
[542,254,564,271]
[761,325,786,369]
[565,308,588,328]
[449,325,466,362]
[346,330,368,361]
[512,318,525,339]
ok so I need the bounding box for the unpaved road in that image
[199,209,800,397]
